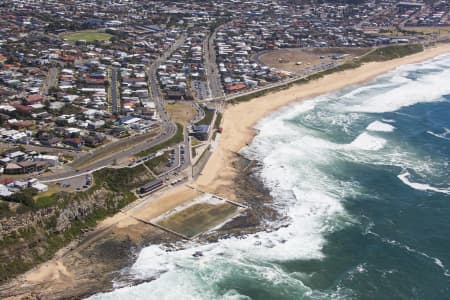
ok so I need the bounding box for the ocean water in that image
[89,53,450,300]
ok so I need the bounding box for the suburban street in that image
[41,67,58,95]
[204,27,224,99]
[110,68,120,114]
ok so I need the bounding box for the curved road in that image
[40,123,177,182]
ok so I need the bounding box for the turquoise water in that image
[89,53,450,300]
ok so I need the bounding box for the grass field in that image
[359,44,423,63]
[165,101,196,125]
[156,201,238,238]
[63,30,112,42]
[404,26,450,35]
[258,47,369,74]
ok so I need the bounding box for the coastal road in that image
[204,27,224,98]
[110,68,120,114]
[40,123,177,182]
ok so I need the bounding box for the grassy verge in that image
[33,191,58,209]
[192,145,211,178]
[359,44,424,63]
[136,123,184,157]
[144,152,171,175]
[213,112,222,129]
[196,108,215,126]
[191,136,203,147]
[93,164,153,192]
[72,130,159,168]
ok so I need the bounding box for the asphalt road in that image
[205,28,224,99]
[40,123,177,182]
[110,68,119,114]
[42,67,58,95]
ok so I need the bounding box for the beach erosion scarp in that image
[195,43,450,198]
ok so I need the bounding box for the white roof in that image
[32,182,48,191]
[0,184,12,197]
[37,154,59,160]
[9,151,25,158]
[124,117,142,125]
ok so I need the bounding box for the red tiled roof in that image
[226,83,247,91]
[62,55,75,61]
[12,103,32,111]
[0,178,14,185]
[26,94,43,104]
[86,77,104,83]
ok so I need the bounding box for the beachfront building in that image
[190,124,210,141]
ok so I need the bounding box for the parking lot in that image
[57,173,92,191]
[192,80,210,100]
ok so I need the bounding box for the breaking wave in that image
[366,120,395,132]
[397,172,450,195]
[427,128,450,141]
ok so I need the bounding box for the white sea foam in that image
[349,132,387,151]
[368,230,450,277]
[397,172,450,195]
[366,121,395,132]
[340,59,450,113]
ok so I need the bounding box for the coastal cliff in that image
[0,164,154,283]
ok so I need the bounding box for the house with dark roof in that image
[190,124,210,141]
[63,137,84,149]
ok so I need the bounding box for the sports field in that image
[63,30,112,42]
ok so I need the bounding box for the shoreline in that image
[195,43,450,195]
[3,43,450,299]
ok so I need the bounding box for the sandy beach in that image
[196,43,450,195]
